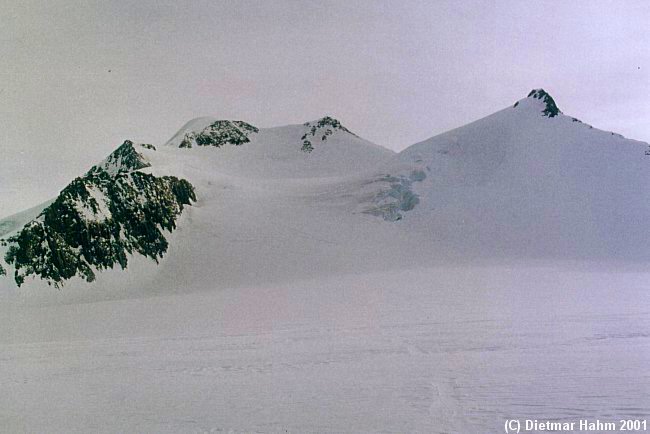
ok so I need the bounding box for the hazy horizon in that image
[1,0,649,217]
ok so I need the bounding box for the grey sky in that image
[1,0,649,217]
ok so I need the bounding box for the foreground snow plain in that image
[2,264,649,432]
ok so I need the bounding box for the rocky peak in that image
[514,88,562,118]
[178,120,259,149]
[300,116,355,153]
[90,140,153,175]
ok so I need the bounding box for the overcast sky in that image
[1,0,649,217]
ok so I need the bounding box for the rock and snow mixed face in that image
[0,142,195,288]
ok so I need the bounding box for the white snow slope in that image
[389,90,650,260]
[1,95,649,432]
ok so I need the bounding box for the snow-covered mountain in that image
[374,88,650,258]
[1,93,649,290]
[2,91,650,433]
[0,116,395,289]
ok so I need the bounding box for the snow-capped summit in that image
[367,86,650,258]
[91,140,155,175]
[513,88,562,117]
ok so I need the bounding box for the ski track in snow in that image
[1,266,649,433]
